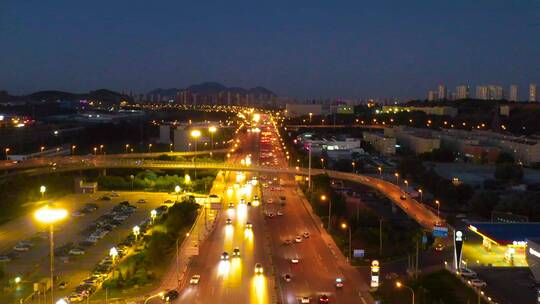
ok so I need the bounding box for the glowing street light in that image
[341,222,352,261]
[435,200,441,223]
[4,148,10,160]
[175,185,181,202]
[71,145,76,155]
[404,180,409,193]
[394,172,399,185]
[40,185,46,200]
[148,143,153,152]
[109,247,118,263]
[133,225,140,240]
[209,126,217,153]
[378,166,383,179]
[418,189,423,203]
[320,195,332,231]
[150,209,157,222]
[396,281,415,304]
[34,205,68,304]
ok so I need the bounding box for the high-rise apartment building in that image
[509,85,518,102]
[455,85,470,99]
[437,84,447,100]
[530,84,538,102]
[476,85,503,100]
[428,91,438,101]
[476,86,488,100]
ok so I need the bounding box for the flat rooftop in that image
[468,222,540,244]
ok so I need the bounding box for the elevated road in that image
[3,158,439,229]
[285,124,385,130]
[0,149,227,171]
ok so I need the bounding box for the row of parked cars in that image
[64,201,170,303]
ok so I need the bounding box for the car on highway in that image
[291,258,300,264]
[283,274,292,282]
[400,195,407,200]
[190,275,201,285]
[468,279,487,288]
[0,255,12,262]
[13,243,31,252]
[283,239,292,245]
[255,263,264,274]
[226,218,232,225]
[221,252,229,261]
[459,267,477,279]
[228,202,235,209]
[162,289,179,302]
[435,243,445,251]
[246,222,253,229]
[69,248,86,255]
[300,296,311,303]
[319,295,330,303]
[335,277,344,288]
[277,210,284,216]
[295,236,303,243]
[233,247,240,257]
[137,199,146,204]
[303,232,310,238]
[58,281,69,289]
[68,292,85,302]
[267,212,275,218]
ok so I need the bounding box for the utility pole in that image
[308,145,312,191]
[379,219,383,256]
[328,198,332,232]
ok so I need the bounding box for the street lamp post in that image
[378,166,383,179]
[191,130,201,179]
[34,206,68,304]
[418,189,423,203]
[150,209,157,223]
[125,144,130,153]
[341,223,352,261]
[133,225,140,241]
[5,148,10,160]
[435,200,441,223]
[309,112,313,123]
[404,180,409,193]
[396,281,415,304]
[109,247,118,279]
[175,185,181,202]
[148,144,152,153]
[71,145,76,155]
[321,195,332,232]
[40,185,46,200]
[209,126,217,154]
[394,172,399,186]
[352,161,356,173]
[169,142,173,152]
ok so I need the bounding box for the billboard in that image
[433,225,449,238]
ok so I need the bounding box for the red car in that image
[319,295,330,303]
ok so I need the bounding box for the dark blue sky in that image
[1,0,539,99]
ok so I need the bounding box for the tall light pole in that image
[133,225,140,241]
[396,281,415,304]
[404,180,409,193]
[40,185,46,200]
[148,143,152,153]
[191,129,201,179]
[175,185,181,202]
[418,189,423,203]
[99,144,104,154]
[209,126,217,154]
[169,142,173,152]
[93,147,97,155]
[34,206,68,304]
[4,148,10,160]
[125,144,130,153]
[378,166,383,179]
[309,112,313,123]
[394,172,399,186]
[150,209,157,223]
[71,145,76,155]
[352,161,356,173]
[321,195,332,232]
[308,145,312,190]
[341,222,352,261]
[435,200,441,224]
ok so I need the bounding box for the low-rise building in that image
[381,105,458,117]
[285,103,323,118]
[385,126,441,154]
[363,132,396,155]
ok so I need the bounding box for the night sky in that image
[1,0,539,99]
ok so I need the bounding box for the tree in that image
[494,163,523,183]
[469,191,499,218]
[496,152,515,164]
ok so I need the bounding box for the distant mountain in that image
[146,82,276,97]
[0,89,130,104]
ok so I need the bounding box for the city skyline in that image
[1,1,540,99]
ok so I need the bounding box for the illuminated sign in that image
[370,260,380,288]
[454,230,464,270]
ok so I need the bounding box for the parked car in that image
[69,248,86,255]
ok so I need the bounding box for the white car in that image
[295,236,302,243]
[303,232,310,238]
[72,211,85,217]
[283,274,292,282]
[291,258,299,264]
[459,268,477,279]
[277,211,284,216]
[469,279,487,288]
[69,248,85,255]
[190,275,201,285]
[13,244,30,252]
[221,252,229,261]
[300,296,310,303]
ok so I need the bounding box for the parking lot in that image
[474,267,537,304]
[0,191,175,303]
